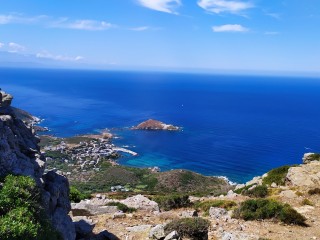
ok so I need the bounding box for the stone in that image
[246,176,262,186]
[126,225,152,232]
[164,231,180,240]
[286,162,320,187]
[112,211,126,219]
[121,194,159,212]
[271,182,277,188]
[149,224,165,239]
[71,202,118,216]
[279,190,296,199]
[209,207,228,219]
[180,210,198,218]
[221,232,236,240]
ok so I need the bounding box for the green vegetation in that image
[233,199,307,226]
[69,186,91,203]
[0,175,62,240]
[242,185,268,198]
[45,150,68,159]
[301,198,313,206]
[152,194,191,211]
[262,165,293,186]
[308,188,320,195]
[307,153,320,161]
[194,200,237,215]
[105,202,136,213]
[235,184,268,198]
[164,218,210,240]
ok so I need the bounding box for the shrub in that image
[105,202,136,213]
[243,185,268,198]
[308,188,320,195]
[301,198,313,206]
[0,175,62,240]
[195,200,236,215]
[233,199,307,226]
[279,204,307,226]
[307,153,320,161]
[153,195,191,211]
[69,186,91,203]
[262,165,292,186]
[164,218,210,240]
[234,184,255,194]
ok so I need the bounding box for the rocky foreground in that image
[2,89,320,240]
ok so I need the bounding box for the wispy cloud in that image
[0,14,47,25]
[0,42,4,48]
[265,12,281,19]
[212,24,249,32]
[137,0,181,14]
[198,0,253,14]
[51,19,115,31]
[8,42,26,52]
[0,13,115,31]
[36,51,84,61]
[129,26,150,31]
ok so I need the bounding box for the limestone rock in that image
[164,231,180,240]
[209,207,228,219]
[149,224,165,239]
[71,202,118,216]
[286,161,320,187]
[0,90,13,108]
[180,210,198,218]
[126,225,152,232]
[121,194,160,212]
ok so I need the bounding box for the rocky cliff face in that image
[0,90,76,240]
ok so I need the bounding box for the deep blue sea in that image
[1,68,320,183]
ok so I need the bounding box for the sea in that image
[1,67,320,183]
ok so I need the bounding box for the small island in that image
[132,119,180,131]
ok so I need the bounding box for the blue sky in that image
[0,0,320,74]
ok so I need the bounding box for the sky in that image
[0,0,320,74]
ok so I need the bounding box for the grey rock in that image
[126,225,152,232]
[112,211,126,219]
[180,210,198,218]
[72,202,118,216]
[149,224,165,239]
[164,231,180,240]
[209,207,228,219]
[121,194,159,212]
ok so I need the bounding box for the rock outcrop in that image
[0,90,75,240]
[286,161,320,187]
[132,119,180,131]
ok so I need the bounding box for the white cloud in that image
[36,51,84,61]
[8,42,26,52]
[198,0,253,14]
[0,14,47,25]
[0,42,4,48]
[212,24,249,32]
[137,0,181,14]
[130,26,150,31]
[52,19,114,31]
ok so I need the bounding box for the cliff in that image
[0,90,75,239]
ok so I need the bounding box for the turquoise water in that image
[1,67,320,183]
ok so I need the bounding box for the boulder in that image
[149,224,165,239]
[180,210,198,218]
[126,225,152,233]
[286,161,320,187]
[164,231,180,240]
[71,202,118,216]
[209,207,228,219]
[121,194,160,212]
